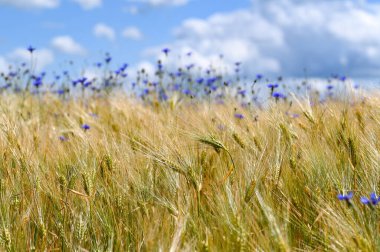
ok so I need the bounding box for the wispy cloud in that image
[0,0,59,9]
[51,36,86,55]
[72,0,102,10]
[122,27,143,40]
[93,23,116,41]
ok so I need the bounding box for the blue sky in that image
[1,0,380,79]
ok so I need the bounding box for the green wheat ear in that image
[232,132,246,149]
[197,135,228,153]
[197,134,236,179]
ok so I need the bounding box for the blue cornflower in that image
[186,64,194,70]
[238,90,246,96]
[59,135,68,142]
[182,89,192,96]
[361,192,380,205]
[57,89,65,95]
[172,84,181,91]
[27,46,36,53]
[210,85,218,91]
[8,72,17,78]
[105,56,112,64]
[340,76,347,82]
[267,83,279,89]
[291,113,300,118]
[78,77,87,84]
[327,85,334,90]
[157,63,163,71]
[159,89,168,101]
[162,48,170,55]
[196,78,204,84]
[272,92,286,99]
[120,63,128,71]
[207,77,217,86]
[142,88,149,95]
[33,77,43,88]
[337,192,353,201]
[83,81,92,88]
[234,113,244,119]
[256,74,263,80]
[81,124,90,131]
[2,83,11,90]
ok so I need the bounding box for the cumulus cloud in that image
[8,48,54,72]
[0,0,59,9]
[72,0,101,10]
[122,27,143,40]
[51,36,86,55]
[142,0,380,77]
[93,23,116,41]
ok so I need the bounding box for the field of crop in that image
[0,84,378,251]
[0,46,376,251]
[3,0,380,250]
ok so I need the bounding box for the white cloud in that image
[93,23,116,41]
[72,0,101,10]
[82,67,103,80]
[127,61,155,80]
[0,0,59,9]
[122,27,143,40]
[128,0,188,7]
[51,36,86,55]
[141,0,380,77]
[8,48,54,72]
[0,57,9,73]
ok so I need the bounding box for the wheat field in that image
[0,90,377,251]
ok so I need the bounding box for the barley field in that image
[0,88,378,251]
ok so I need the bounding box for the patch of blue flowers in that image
[0,46,362,136]
[338,191,380,207]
